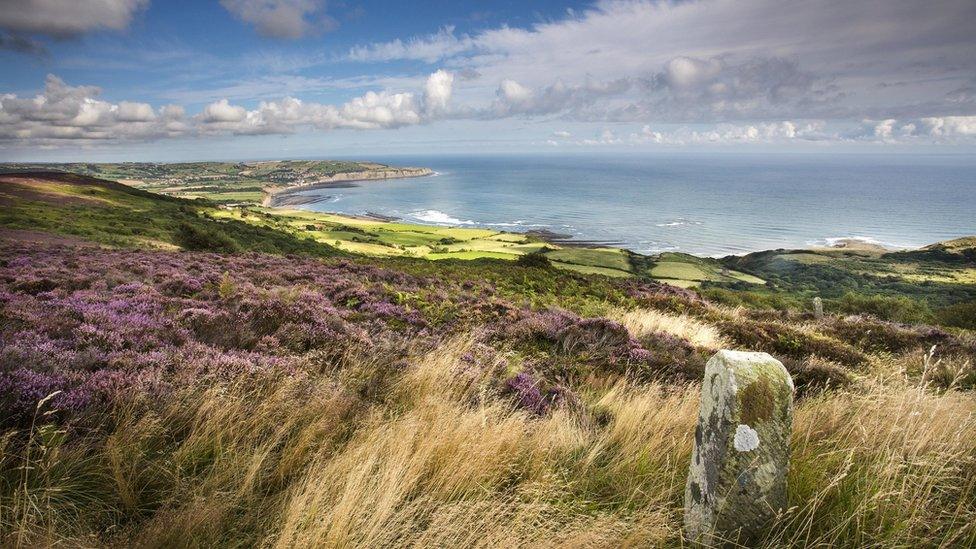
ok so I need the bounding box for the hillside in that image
[0,161,432,205]
[0,168,767,285]
[1,171,975,547]
[0,171,340,256]
[6,167,973,325]
[713,241,976,327]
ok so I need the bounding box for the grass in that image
[0,166,975,547]
[719,246,976,312]
[0,172,339,257]
[0,169,770,288]
[550,261,633,278]
[3,340,974,547]
[609,307,730,349]
[0,160,406,205]
[650,261,712,282]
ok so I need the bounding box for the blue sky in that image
[1,0,975,161]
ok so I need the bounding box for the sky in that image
[0,0,975,161]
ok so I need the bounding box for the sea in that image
[290,153,976,257]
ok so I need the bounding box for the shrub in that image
[635,330,709,381]
[174,222,240,253]
[515,252,551,269]
[937,301,976,330]
[833,292,933,324]
[718,318,867,367]
[823,315,955,355]
[779,356,852,397]
[699,287,803,311]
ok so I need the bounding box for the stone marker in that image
[684,350,794,546]
[813,297,824,319]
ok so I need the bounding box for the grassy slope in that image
[0,163,767,288]
[0,172,338,257]
[0,160,396,204]
[0,172,975,547]
[2,169,973,320]
[712,243,976,325]
[216,207,766,285]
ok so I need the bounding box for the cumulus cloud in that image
[921,116,976,137]
[220,0,336,39]
[660,57,722,90]
[0,0,148,38]
[423,70,454,115]
[116,101,156,122]
[201,99,247,123]
[338,91,420,129]
[853,116,976,142]
[0,72,457,144]
[4,74,973,149]
[494,80,533,112]
[0,75,184,143]
[548,121,830,147]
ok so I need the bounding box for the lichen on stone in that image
[684,350,794,545]
[733,423,760,451]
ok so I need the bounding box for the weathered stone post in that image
[684,350,794,545]
[813,297,823,319]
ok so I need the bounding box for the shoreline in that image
[255,167,942,259]
[268,197,921,258]
[262,167,433,207]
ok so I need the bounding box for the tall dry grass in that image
[2,338,975,547]
[771,377,976,547]
[610,307,729,350]
[275,337,692,547]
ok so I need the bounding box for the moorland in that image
[0,165,974,547]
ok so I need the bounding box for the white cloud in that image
[850,117,976,142]
[921,116,976,137]
[871,119,899,142]
[2,74,973,149]
[493,79,533,114]
[346,26,474,63]
[424,70,454,115]
[200,99,247,123]
[552,120,830,147]
[498,80,532,103]
[0,0,148,37]
[491,78,630,118]
[0,75,185,143]
[116,101,156,122]
[0,71,460,144]
[219,0,335,39]
[338,91,420,129]
[344,0,976,123]
[661,57,722,90]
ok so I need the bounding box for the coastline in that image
[262,167,433,207]
[251,164,962,261]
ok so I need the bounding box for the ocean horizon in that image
[289,153,976,257]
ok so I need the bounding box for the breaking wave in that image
[408,209,476,225]
[655,218,704,228]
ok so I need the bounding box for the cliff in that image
[262,167,433,207]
